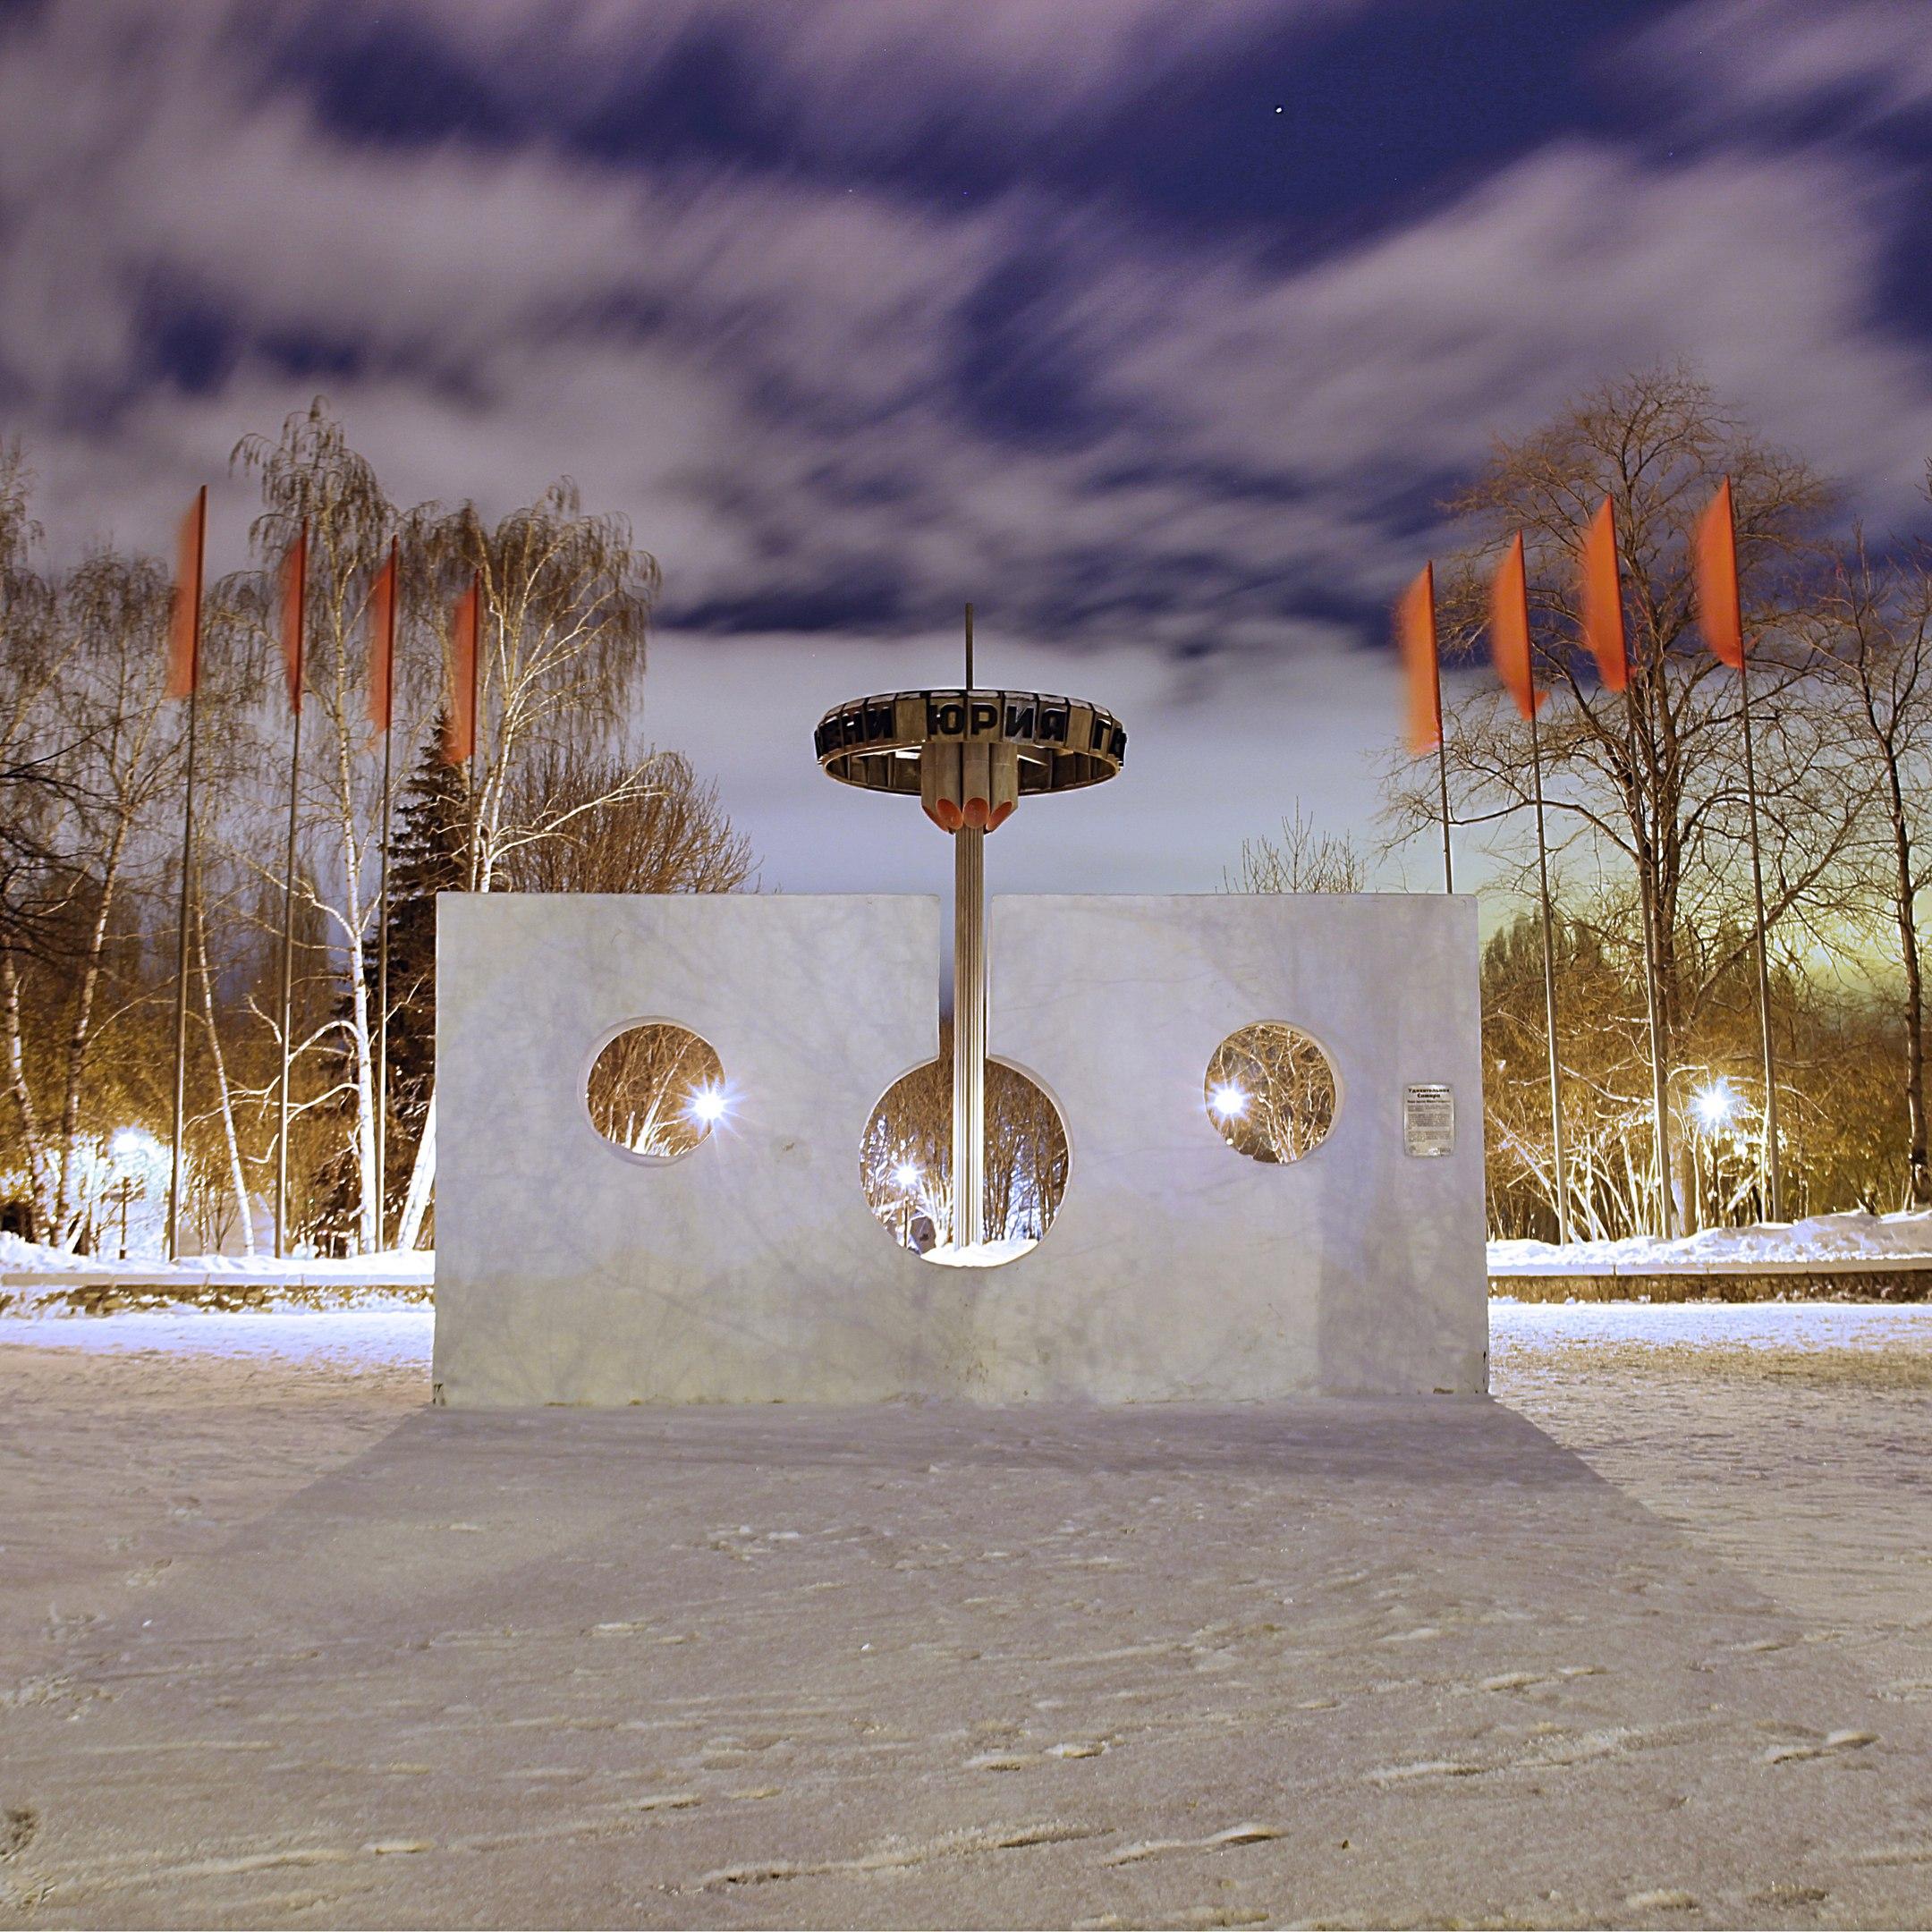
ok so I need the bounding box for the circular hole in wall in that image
[587,1022,727,1160]
[860,1046,1068,1266]
[1205,1021,1338,1164]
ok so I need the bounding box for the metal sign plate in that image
[1404,1082,1455,1157]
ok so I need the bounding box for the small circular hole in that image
[587,1022,726,1160]
[1205,1021,1337,1163]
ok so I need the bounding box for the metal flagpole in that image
[275,523,307,1260]
[1434,677,1453,894]
[166,487,207,1263]
[1628,689,1675,1237]
[374,538,397,1251]
[952,601,986,1252]
[1529,695,1572,1246]
[1739,652,1785,1220]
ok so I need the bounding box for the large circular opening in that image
[587,1022,727,1160]
[860,1049,1068,1266]
[1205,1021,1338,1164]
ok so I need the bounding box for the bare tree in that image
[231,405,396,1250]
[1385,367,1853,1223]
[1804,539,1932,1204]
[38,552,185,1241]
[501,747,755,895]
[1227,801,1368,894]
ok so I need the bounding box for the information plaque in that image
[1404,1082,1455,1157]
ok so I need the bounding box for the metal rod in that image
[374,538,396,1252]
[274,693,302,1258]
[951,597,985,1250]
[275,528,307,1261]
[1530,698,1572,1245]
[953,824,986,1250]
[166,489,205,1263]
[1434,679,1453,894]
[1629,690,1675,1238]
[1740,654,1785,1220]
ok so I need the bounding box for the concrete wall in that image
[434,892,1487,1406]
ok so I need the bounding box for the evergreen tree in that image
[373,716,472,1228]
[313,716,471,1241]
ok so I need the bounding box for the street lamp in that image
[107,1128,160,1259]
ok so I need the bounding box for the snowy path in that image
[2,1306,1929,1928]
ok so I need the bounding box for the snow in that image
[3,1300,1930,1925]
[920,1235,1039,1268]
[1492,1296,1932,1353]
[0,1303,433,1367]
[1488,1205,1932,1275]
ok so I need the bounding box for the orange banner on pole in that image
[165,487,207,700]
[1395,562,1441,754]
[366,540,397,733]
[280,521,308,713]
[1578,497,1629,692]
[1693,475,1745,669]
[441,573,479,766]
[1489,530,1540,719]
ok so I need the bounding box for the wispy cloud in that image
[5,1,1932,883]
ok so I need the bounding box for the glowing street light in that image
[688,1084,727,1125]
[893,1161,922,1192]
[1209,1083,1249,1120]
[110,1127,160,1167]
[1692,1081,1736,1131]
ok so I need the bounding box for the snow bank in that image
[1488,1207,1932,1275]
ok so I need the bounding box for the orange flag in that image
[1693,475,1745,669]
[440,573,479,766]
[280,521,307,714]
[1489,530,1540,719]
[366,540,397,733]
[1395,562,1442,754]
[165,487,207,700]
[1578,497,1629,692]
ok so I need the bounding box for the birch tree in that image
[232,402,409,1252]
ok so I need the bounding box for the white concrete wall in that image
[434,892,1487,1406]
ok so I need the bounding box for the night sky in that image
[6,0,1932,900]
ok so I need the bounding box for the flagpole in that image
[275,524,306,1261]
[374,537,396,1252]
[1628,689,1675,1237]
[1434,691,1453,894]
[1530,695,1572,1246]
[1739,652,1785,1220]
[166,487,206,1263]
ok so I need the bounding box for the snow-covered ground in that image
[13,1204,1932,1301]
[0,1236,430,1283]
[3,1300,1929,1927]
[1490,1205,1932,1275]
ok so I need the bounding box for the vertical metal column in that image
[953,823,986,1251]
[1740,656,1784,1221]
[1530,699,1572,1247]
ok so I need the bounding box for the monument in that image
[431,622,1487,1407]
[812,606,1125,1252]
